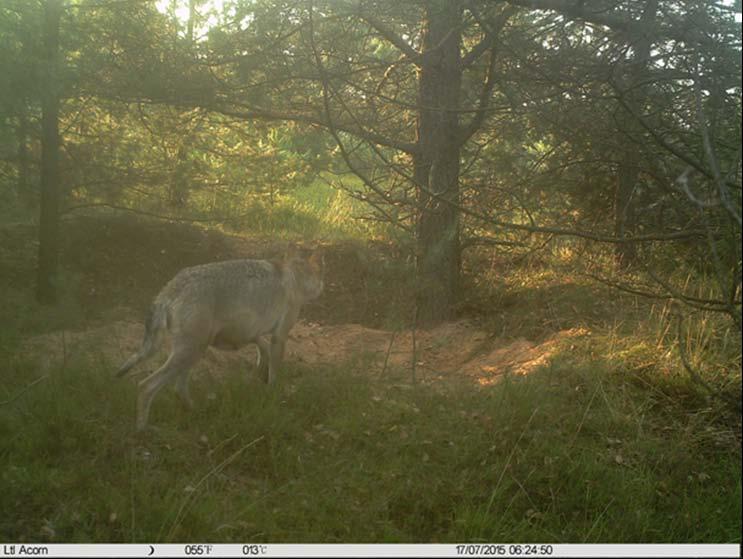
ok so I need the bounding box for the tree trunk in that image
[187,0,196,43]
[16,108,35,210]
[614,0,657,269]
[614,149,639,268]
[169,143,190,208]
[414,0,463,325]
[36,0,62,305]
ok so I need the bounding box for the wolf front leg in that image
[255,337,270,383]
[175,369,194,410]
[136,342,203,431]
[267,334,286,385]
[266,306,300,384]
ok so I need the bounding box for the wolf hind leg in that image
[136,344,203,431]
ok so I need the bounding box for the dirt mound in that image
[21,319,588,384]
[49,215,416,327]
[286,321,587,383]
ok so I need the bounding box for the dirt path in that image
[22,319,588,385]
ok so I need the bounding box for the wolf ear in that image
[283,243,299,262]
[309,249,325,271]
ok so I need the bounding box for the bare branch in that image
[674,309,742,411]
[0,375,49,407]
[358,12,420,62]
[581,270,740,313]
[417,176,708,244]
[459,47,498,145]
[461,3,515,68]
[61,202,260,225]
[460,236,529,249]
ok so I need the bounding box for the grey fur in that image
[117,253,324,431]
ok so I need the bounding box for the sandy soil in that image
[22,318,589,385]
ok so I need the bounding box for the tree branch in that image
[580,270,740,313]
[505,0,726,47]
[459,47,498,145]
[461,3,515,68]
[610,81,739,191]
[307,0,413,225]
[214,105,419,155]
[357,12,421,62]
[506,0,634,31]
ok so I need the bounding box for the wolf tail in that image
[116,303,168,377]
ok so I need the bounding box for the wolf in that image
[116,249,324,431]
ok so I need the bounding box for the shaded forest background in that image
[1,0,739,313]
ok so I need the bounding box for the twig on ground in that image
[0,375,50,406]
[381,330,397,377]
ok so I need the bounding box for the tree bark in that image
[414,0,463,325]
[36,0,62,305]
[187,0,196,43]
[16,108,35,210]
[614,0,658,269]
[170,143,190,208]
[614,148,639,268]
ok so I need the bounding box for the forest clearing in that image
[1,0,741,546]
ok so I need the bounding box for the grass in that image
[185,175,405,242]
[1,324,740,542]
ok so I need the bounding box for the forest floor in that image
[22,317,590,388]
[1,214,740,543]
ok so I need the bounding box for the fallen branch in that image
[0,375,49,406]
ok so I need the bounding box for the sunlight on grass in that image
[182,176,403,242]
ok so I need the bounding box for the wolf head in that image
[286,249,324,301]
